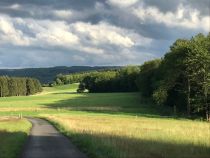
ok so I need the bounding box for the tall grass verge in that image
[47,115,210,158]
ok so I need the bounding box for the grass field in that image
[0,84,209,158]
[48,115,210,158]
[0,117,31,158]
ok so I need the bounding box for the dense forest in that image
[53,70,119,87]
[0,76,42,97]
[76,33,210,120]
[53,67,139,92]
[77,67,140,92]
[0,66,120,84]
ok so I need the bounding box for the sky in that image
[0,0,209,68]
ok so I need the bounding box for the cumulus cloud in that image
[53,10,73,19]
[0,15,79,47]
[0,15,31,46]
[72,21,136,47]
[0,12,153,63]
[34,21,79,47]
[0,0,209,68]
[9,4,21,10]
[107,0,139,8]
[133,4,210,32]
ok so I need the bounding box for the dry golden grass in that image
[48,114,210,158]
[0,107,45,112]
[0,116,21,122]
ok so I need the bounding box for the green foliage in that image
[53,67,120,86]
[136,59,161,97]
[54,72,92,85]
[0,76,9,97]
[79,66,140,93]
[0,76,42,97]
[77,83,86,93]
[152,86,168,105]
[136,33,210,120]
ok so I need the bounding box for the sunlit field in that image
[0,84,209,158]
[0,117,31,158]
[48,115,210,158]
[0,83,164,117]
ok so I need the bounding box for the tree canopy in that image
[0,76,42,97]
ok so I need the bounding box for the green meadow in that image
[0,118,31,158]
[0,84,210,158]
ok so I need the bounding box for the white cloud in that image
[133,4,210,32]
[107,0,139,8]
[71,21,150,48]
[0,0,209,68]
[0,11,154,65]
[35,21,79,47]
[0,15,31,46]
[9,4,21,10]
[54,10,72,19]
[78,46,105,55]
[0,15,80,48]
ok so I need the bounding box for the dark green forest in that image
[0,76,42,97]
[69,33,209,120]
[53,69,119,87]
[54,67,139,92]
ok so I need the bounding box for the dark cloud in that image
[142,0,181,13]
[184,0,210,16]
[143,0,210,16]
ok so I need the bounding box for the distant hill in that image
[0,66,120,84]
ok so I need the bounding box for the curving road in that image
[21,118,87,158]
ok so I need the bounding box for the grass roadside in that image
[46,114,210,158]
[0,117,31,158]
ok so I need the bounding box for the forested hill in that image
[0,66,120,84]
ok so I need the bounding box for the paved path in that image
[21,118,87,158]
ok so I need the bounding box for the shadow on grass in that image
[0,131,28,158]
[43,92,173,118]
[49,121,210,158]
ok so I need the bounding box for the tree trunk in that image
[203,71,209,121]
[173,104,177,116]
[206,105,209,121]
[0,87,2,97]
[205,96,209,121]
[187,78,191,117]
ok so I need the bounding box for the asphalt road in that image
[21,118,87,158]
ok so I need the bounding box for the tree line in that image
[0,76,42,97]
[53,68,120,87]
[54,67,140,93]
[138,33,209,121]
[53,72,92,86]
[78,67,140,92]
